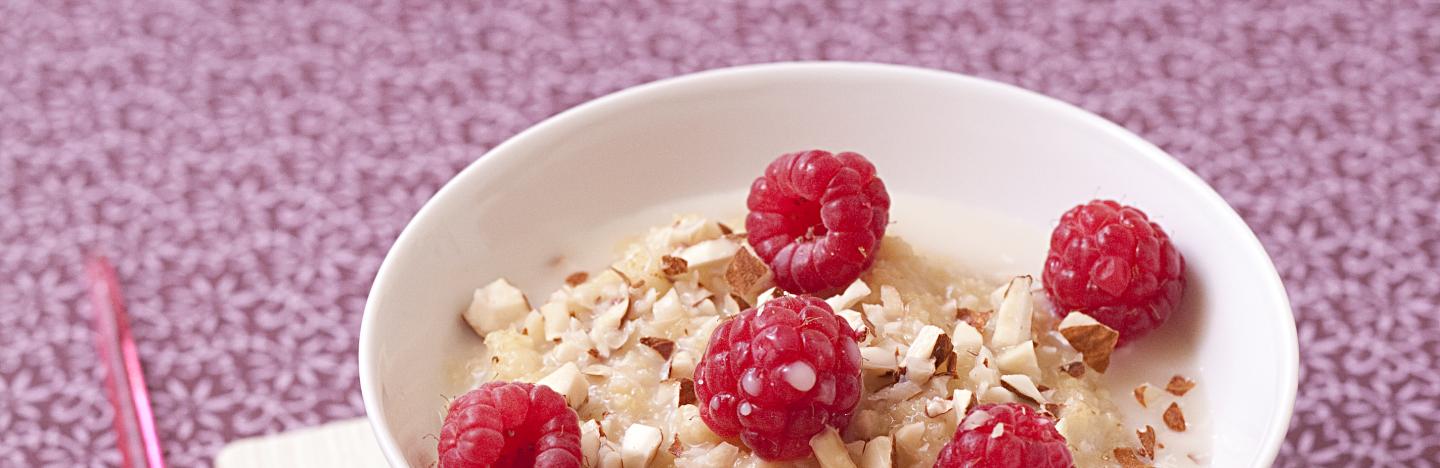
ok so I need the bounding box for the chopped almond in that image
[661,255,689,276]
[564,272,588,286]
[1163,402,1187,431]
[999,374,1047,404]
[1113,447,1151,468]
[1166,375,1196,396]
[809,427,858,468]
[668,437,684,457]
[955,307,992,330]
[1133,384,1150,408]
[724,247,773,299]
[1137,425,1156,458]
[639,337,675,359]
[677,378,696,406]
[1058,312,1118,373]
[1060,362,1085,378]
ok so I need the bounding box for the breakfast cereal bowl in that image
[359,62,1297,467]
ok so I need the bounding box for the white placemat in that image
[215,418,389,468]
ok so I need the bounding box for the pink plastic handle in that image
[88,256,166,468]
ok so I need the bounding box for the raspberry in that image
[1042,200,1185,346]
[437,381,582,468]
[746,150,890,294]
[934,403,1073,468]
[692,295,863,460]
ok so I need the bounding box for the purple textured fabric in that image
[1,0,1437,466]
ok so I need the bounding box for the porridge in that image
[435,150,1203,468]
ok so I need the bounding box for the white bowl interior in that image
[360,63,1296,467]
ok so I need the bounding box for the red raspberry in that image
[692,295,863,460]
[1042,200,1185,346]
[934,403,1073,468]
[746,150,890,294]
[437,381,582,468]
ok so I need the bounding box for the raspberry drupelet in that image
[692,295,864,460]
[437,381,582,468]
[746,150,890,295]
[1042,200,1185,346]
[934,403,1074,468]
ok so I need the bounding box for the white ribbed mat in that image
[215,418,389,468]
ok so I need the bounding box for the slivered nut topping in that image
[1058,312,1119,373]
[564,271,588,286]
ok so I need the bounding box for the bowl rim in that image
[358,61,1299,467]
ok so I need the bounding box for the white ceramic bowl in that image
[359,62,1297,467]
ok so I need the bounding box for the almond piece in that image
[859,436,893,468]
[1134,384,1150,408]
[621,424,662,468]
[1137,425,1157,458]
[724,245,773,301]
[1058,312,1119,373]
[994,340,1042,381]
[892,422,926,456]
[580,419,602,464]
[660,255,689,276]
[639,337,675,359]
[677,378,696,406]
[901,325,949,383]
[462,278,531,336]
[956,307,992,330]
[669,350,697,380]
[1166,375,1196,396]
[860,345,901,372]
[826,279,873,313]
[999,374,1047,404]
[952,389,975,416]
[990,276,1034,349]
[978,385,1016,404]
[679,238,740,270]
[1060,361,1085,378]
[668,437,684,457]
[809,427,858,468]
[535,363,588,408]
[589,297,632,357]
[540,300,570,342]
[1163,402,1187,431]
[837,310,872,342]
[564,272,588,287]
[924,397,954,419]
[1113,447,1151,468]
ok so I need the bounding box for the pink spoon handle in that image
[88,256,166,468]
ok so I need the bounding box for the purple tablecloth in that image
[2,1,1436,466]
